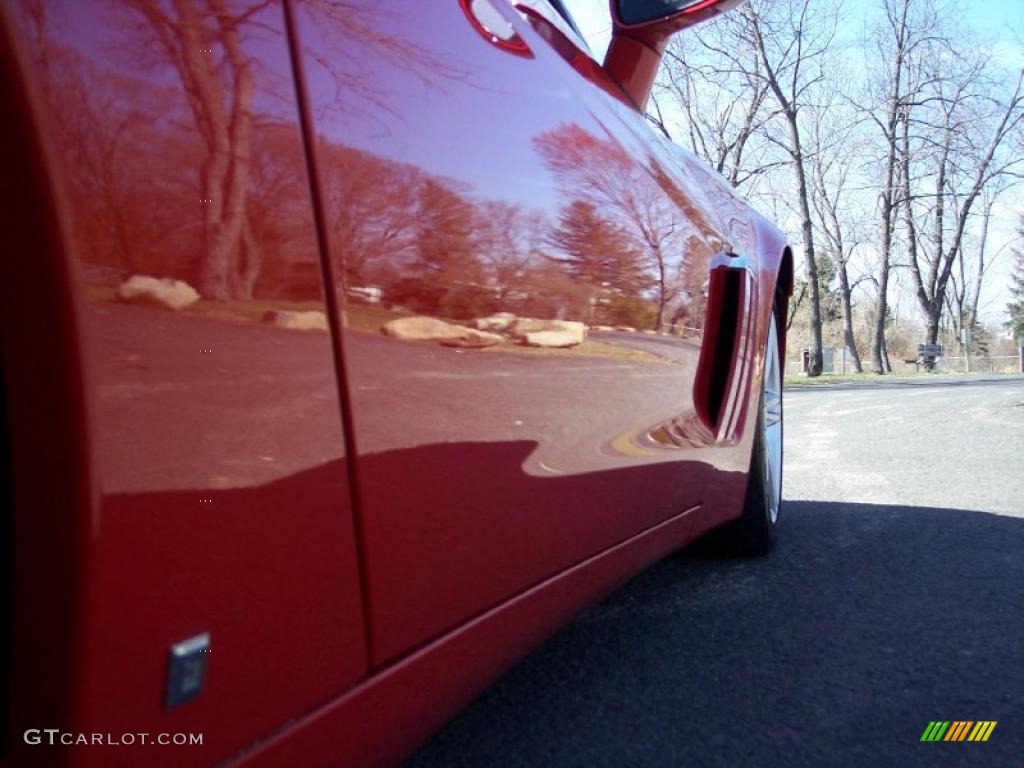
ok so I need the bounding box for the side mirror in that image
[604,0,747,110]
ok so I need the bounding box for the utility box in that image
[801,347,835,373]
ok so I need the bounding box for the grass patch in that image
[784,371,928,387]
[479,339,670,365]
[186,298,325,323]
[83,280,327,324]
[341,304,409,333]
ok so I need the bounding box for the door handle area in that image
[459,0,532,56]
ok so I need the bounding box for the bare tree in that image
[946,183,1014,359]
[744,0,837,376]
[858,0,936,373]
[640,0,1021,374]
[963,184,1011,339]
[809,96,865,371]
[652,26,781,189]
[900,56,1024,350]
[124,0,270,300]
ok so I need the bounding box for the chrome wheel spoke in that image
[762,313,783,523]
[764,390,783,428]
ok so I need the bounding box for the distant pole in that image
[961,327,970,374]
[1019,338,1023,373]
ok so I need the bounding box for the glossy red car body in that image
[0,1,791,765]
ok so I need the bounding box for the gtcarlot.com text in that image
[25,729,203,746]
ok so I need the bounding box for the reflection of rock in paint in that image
[348,285,382,304]
[517,330,580,348]
[474,312,517,332]
[383,316,503,348]
[510,318,586,348]
[118,275,199,310]
[262,309,329,331]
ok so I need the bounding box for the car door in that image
[291,0,740,665]
[2,2,367,765]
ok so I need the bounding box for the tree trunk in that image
[871,272,888,374]
[232,215,261,300]
[130,0,257,301]
[837,259,862,372]
[796,164,825,377]
[785,108,823,377]
[966,198,992,335]
[870,0,911,375]
[744,5,823,374]
[654,243,667,332]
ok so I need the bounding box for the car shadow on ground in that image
[405,501,1023,768]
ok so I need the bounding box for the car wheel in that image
[722,298,784,556]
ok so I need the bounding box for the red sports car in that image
[0,0,791,765]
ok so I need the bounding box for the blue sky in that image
[564,0,1024,65]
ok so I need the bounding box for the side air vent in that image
[695,268,742,431]
[694,256,749,437]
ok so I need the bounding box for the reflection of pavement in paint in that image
[91,303,719,492]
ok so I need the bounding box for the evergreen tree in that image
[548,200,648,297]
[1006,217,1024,341]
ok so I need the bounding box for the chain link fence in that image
[786,349,1023,376]
[930,355,1020,374]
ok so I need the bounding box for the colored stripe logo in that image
[920,721,996,742]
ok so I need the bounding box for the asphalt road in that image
[784,373,1024,517]
[405,373,1024,767]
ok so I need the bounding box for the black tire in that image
[726,396,780,556]
[708,299,784,557]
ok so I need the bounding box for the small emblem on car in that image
[165,632,211,709]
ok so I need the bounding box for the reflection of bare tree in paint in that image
[20,0,165,275]
[475,201,549,306]
[317,144,422,290]
[297,0,470,125]
[411,178,491,318]
[535,124,685,331]
[18,0,315,292]
[120,0,467,300]
[646,160,723,334]
[125,0,266,300]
